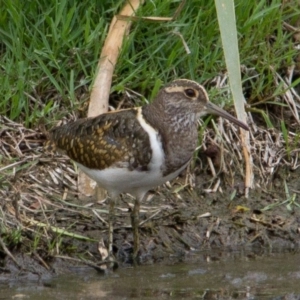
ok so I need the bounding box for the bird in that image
[47,79,248,260]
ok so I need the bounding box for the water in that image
[1,251,300,299]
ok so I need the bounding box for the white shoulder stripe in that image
[136,108,165,171]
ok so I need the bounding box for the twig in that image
[0,236,22,269]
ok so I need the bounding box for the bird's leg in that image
[131,197,140,259]
[108,195,116,258]
[131,192,148,259]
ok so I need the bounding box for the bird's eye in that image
[184,88,196,98]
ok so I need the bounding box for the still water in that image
[1,251,300,299]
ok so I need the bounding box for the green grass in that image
[1,0,299,128]
[0,0,118,126]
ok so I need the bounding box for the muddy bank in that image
[1,163,299,282]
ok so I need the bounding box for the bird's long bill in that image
[206,102,249,131]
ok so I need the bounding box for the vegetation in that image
[1,1,299,125]
[0,0,299,271]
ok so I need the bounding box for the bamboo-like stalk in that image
[78,0,145,199]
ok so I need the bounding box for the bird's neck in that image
[143,100,197,130]
[142,101,199,176]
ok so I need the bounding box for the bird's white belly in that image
[77,160,188,197]
[77,163,187,196]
